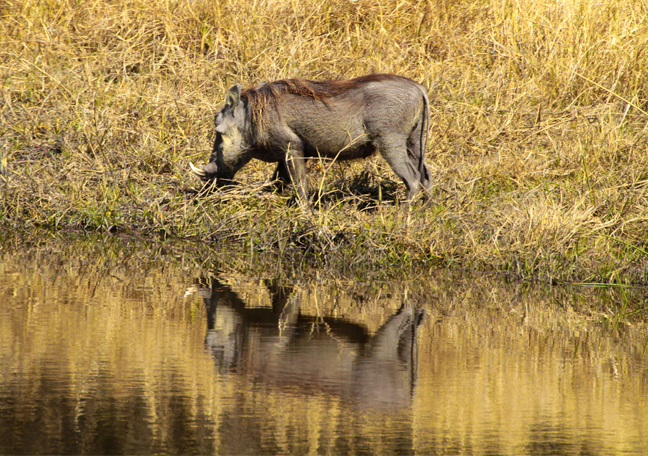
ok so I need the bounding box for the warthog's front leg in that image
[285,145,310,210]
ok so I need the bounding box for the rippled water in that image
[1,238,647,455]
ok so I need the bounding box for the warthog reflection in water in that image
[195,277,425,409]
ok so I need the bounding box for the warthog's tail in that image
[417,85,431,189]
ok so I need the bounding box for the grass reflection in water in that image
[0,236,647,455]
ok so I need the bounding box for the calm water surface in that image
[0,239,647,455]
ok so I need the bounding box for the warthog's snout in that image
[189,161,218,182]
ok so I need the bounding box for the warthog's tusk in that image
[189,162,206,177]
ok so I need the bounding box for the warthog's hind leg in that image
[271,160,291,192]
[377,137,422,203]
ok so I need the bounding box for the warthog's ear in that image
[225,83,242,110]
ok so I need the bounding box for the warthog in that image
[190,74,433,206]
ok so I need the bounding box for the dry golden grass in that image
[1,0,648,283]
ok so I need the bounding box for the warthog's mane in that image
[240,74,410,137]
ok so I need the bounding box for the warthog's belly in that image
[303,141,377,161]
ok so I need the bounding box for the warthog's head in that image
[190,84,253,186]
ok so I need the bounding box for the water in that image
[1,238,647,455]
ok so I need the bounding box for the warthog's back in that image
[251,75,428,160]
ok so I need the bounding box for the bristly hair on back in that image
[240,74,410,138]
[240,78,328,135]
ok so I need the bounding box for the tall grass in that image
[1,0,647,283]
